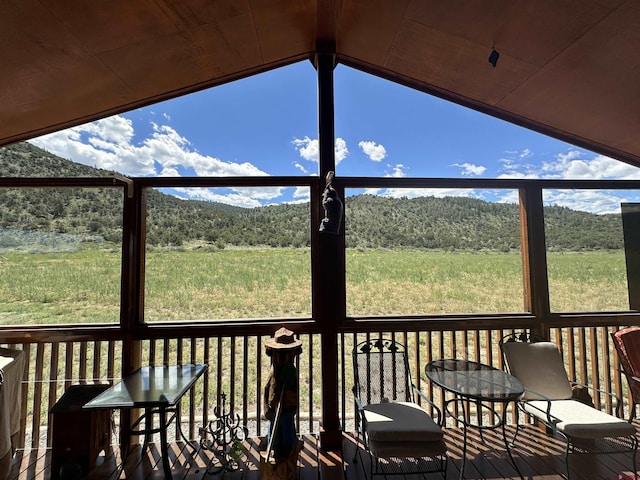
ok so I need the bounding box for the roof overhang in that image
[3,0,640,168]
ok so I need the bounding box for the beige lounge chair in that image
[500,332,637,479]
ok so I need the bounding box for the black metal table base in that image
[445,398,522,480]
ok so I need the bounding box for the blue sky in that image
[29,61,640,213]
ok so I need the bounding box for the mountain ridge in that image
[0,142,623,251]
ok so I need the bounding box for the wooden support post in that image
[622,203,640,310]
[519,185,550,337]
[313,42,344,451]
[120,181,144,449]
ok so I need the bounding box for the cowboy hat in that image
[265,327,302,351]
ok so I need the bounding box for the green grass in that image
[0,247,630,325]
[547,251,629,311]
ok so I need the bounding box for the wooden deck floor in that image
[8,424,640,480]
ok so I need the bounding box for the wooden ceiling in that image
[3,0,640,168]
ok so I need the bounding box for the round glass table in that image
[425,359,524,480]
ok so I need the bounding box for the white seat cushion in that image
[369,437,447,458]
[523,399,636,438]
[363,401,443,443]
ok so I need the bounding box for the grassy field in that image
[0,247,630,325]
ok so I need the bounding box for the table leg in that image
[159,407,173,480]
[116,409,132,479]
[458,398,467,480]
[501,406,523,480]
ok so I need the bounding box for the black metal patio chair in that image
[352,338,447,479]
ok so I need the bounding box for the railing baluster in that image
[229,335,236,416]
[92,340,101,382]
[47,343,59,448]
[307,333,313,432]
[216,337,223,414]
[188,337,197,440]
[31,344,45,449]
[578,327,587,385]
[589,327,600,408]
[256,334,263,436]
[79,341,88,381]
[177,337,184,365]
[149,338,156,365]
[107,341,116,382]
[242,335,248,433]
[64,342,73,390]
[602,326,615,414]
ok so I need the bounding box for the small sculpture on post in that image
[319,171,343,235]
[259,327,303,480]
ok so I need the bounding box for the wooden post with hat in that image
[259,328,303,480]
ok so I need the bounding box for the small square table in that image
[84,364,207,479]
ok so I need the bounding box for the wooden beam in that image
[519,185,550,337]
[622,203,640,311]
[314,47,343,451]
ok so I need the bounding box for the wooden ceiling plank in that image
[1,0,640,169]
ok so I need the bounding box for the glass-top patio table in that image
[425,359,524,480]
[84,364,208,479]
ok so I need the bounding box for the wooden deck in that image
[8,423,640,480]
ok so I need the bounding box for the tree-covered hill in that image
[0,142,624,251]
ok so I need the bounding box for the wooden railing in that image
[3,321,637,452]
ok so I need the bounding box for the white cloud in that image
[171,186,285,208]
[292,136,348,165]
[28,114,285,208]
[293,162,308,174]
[495,190,519,205]
[494,148,640,213]
[292,136,318,162]
[452,162,486,176]
[380,188,480,200]
[335,138,348,164]
[543,189,631,215]
[29,116,156,175]
[293,186,311,202]
[542,151,640,180]
[172,187,264,208]
[497,150,540,179]
[358,141,387,162]
[159,166,181,177]
[498,148,640,181]
[29,115,270,180]
[386,164,406,178]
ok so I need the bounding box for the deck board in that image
[8,424,640,480]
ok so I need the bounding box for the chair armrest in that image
[352,386,364,412]
[351,386,370,449]
[520,387,560,427]
[412,384,443,426]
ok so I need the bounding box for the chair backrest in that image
[611,326,640,400]
[352,338,412,406]
[500,335,572,401]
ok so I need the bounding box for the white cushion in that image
[363,401,443,443]
[369,437,447,458]
[523,399,636,438]
[502,341,572,400]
